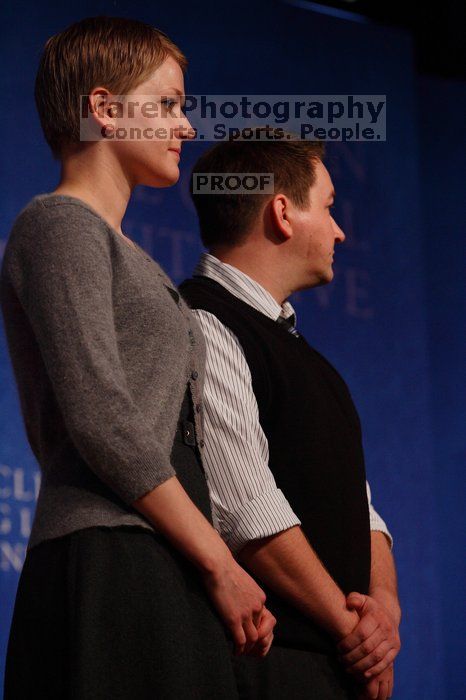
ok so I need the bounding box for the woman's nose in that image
[175,115,196,140]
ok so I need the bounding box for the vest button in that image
[199,439,205,448]
[195,403,201,413]
[191,370,199,380]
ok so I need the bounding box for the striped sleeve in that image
[366,480,394,550]
[192,309,302,554]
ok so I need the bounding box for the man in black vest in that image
[180,134,401,699]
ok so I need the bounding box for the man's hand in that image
[369,586,402,628]
[356,664,394,700]
[336,592,401,681]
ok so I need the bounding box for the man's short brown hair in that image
[35,16,187,158]
[190,132,325,249]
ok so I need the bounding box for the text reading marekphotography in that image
[80,94,387,142]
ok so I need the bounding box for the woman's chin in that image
[145,168,180,189]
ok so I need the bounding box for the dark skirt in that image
[231,645,359,699]
[4,388,239,700]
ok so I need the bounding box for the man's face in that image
[290,159,345,289]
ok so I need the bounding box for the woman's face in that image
[104,55,194,188]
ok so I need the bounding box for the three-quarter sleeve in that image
[5,206,176,504]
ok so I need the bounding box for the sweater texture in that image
[1,194,208,550]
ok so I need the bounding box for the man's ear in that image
[269,194,293,241]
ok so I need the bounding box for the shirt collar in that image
[194,252,296,323]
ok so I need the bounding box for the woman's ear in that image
[84,87,118,138]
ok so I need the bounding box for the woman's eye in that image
[161,98,177,108]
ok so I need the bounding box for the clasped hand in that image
[336,592,401,700]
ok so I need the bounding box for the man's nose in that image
[332,218,346,243]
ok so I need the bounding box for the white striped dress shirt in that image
[191,252,393,554]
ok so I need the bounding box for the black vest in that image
[180,276,371,653]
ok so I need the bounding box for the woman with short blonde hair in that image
[1,16,275,698]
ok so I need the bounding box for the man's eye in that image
[161,98,178,107]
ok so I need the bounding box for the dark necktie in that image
[276,314,300,338]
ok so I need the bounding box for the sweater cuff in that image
[108,450,176,505]
[219,489,301,555]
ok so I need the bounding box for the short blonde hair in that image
[34,16,187,158]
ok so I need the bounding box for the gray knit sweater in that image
[1,194,208,551]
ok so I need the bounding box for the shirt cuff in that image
[218,489,302,555]
[370,510,394,551]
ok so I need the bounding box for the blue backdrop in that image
[1,1,465,698]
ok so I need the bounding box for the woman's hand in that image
[246,606,276,657]
[201,553,276,656]
[133,476,276,656]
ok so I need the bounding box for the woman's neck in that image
[54,146,133,235]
